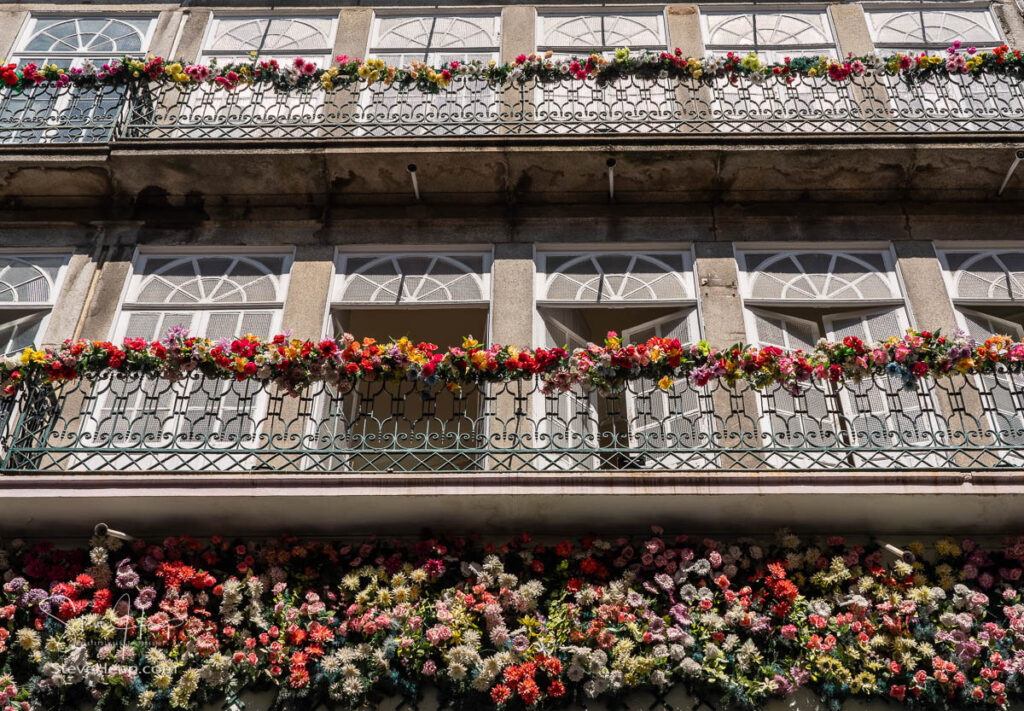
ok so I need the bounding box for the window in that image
[535,12,671,133]
[12,16,155,66]
[700,10,854,131]
[534,250,712,470]
[702,11,836,61]
[0,255,68,356]
[939,248,1024,449]
[86,253,291,468]
[369,15,500,65]
[364,14,501,136]
[866,9,1002,51]
[191,16,337,138]
[537,13,666,55]
[317,251,493,472]
[865,9,1015,131]
[737,249,938,468]
[200,16,336,64]
[3,15,156,144]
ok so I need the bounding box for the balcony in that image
[1,369,1021,475]
[3,72,1024,144]
[3,365,1024,534]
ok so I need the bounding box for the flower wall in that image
[0,42,1020,95]
[3,327,1021,398]
[0,530,1022,711]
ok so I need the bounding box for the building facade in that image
[3,0,1024,709]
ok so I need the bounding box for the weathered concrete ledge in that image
[3,136,1024,216]
[0,470,1018,537]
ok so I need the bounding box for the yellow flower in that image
[658,375,674,391]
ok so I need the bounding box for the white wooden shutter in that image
[537,308,598,469]
[92,310,198,447]
[622,311,708,468]
[750,309,836,449]
[824,307,939,464]
[959,308,1024,445]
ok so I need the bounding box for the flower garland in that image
[1,41,1022,95]
[0,529,1023,710]
[2,327,1022,399]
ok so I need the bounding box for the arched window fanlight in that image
[741,251,900,302]
[335,254,489,305]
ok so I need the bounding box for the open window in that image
[3,16,156,143]
[700,11,853,132]
[0,255,68,355]
[364,14,501,136]
[534,250,711,471]
[535,13,672,133]
[939,248,1024,451]
[738,249,940,469]
[865,9,1017,131]
[748,309,839,463]
[190,15,337,138]
[84,253,291,469]
[314,251,492,472]
[823,306,939,465]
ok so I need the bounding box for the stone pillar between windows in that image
[0,11,27,60]
[490,243,535,470]
[831,4,891,132]
[665,4,711,135]
[50,232,137,475]
[149,10,183,59]
[172,9,212,63]
[73,226,141,342]
[272,246,335,471]
[501,7,536,135]
[324,8,373,139]
[141,10,210,139]
[994,0,1024,47]
[41,252,98,347]
[694,242,763,470]
[892,241,986,471]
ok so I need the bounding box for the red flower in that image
[548,681,566,698]
[491,684,512,704]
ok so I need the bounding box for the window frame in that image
[700,8,839,59]
[0,252,71,354]
[330,248,494,311]
[864,5,1004,52]
[11,14,157,66]
[368,13,502,63]
[536,10,669,55]
[111,249,294,342]
[198,13,339,65]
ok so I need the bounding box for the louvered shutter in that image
[751,309,836,450]
[182,311,274,446]
[824,307,939,465]
[90,310,196,448]
[538,308,598,469]
[622,311,709,468]
[960,309,1024,445]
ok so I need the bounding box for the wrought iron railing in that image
[3,72,1024,143]
[1,369,1022,473]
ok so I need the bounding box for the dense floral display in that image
[0,529,1023,710]
[1,327,1022,399]
[1,41,1021,95]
